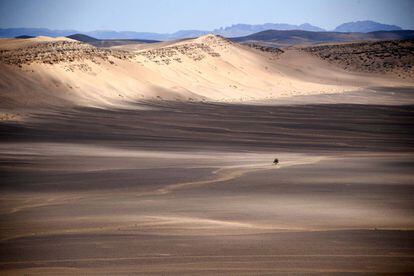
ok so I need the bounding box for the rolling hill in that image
[231,30,414,47]
[67,34,159,47]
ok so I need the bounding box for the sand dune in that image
[1,34,412,108]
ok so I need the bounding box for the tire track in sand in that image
[152,155,326,196]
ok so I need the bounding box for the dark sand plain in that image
[1,87,414,274]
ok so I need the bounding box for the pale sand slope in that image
[1,35,412,108]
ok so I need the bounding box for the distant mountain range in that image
[213,23,325,37]
[231,30,414,47]
[334,20,402,33]
[0,21,407,40]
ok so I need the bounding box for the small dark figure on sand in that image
[273,158,279,165]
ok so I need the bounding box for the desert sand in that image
[1,35,412,109]
[1,89,414,274]
[1,35,414,274]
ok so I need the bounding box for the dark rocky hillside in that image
[301,40,414,78]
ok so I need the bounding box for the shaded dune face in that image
[1,35,413,108]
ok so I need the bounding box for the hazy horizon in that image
[0,0,413,33]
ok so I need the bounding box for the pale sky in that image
[0,0,413,33]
